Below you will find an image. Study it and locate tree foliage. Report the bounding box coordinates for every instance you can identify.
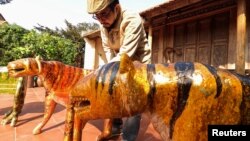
[34,20,99,67]
[0,24,29,65]
[0,19,99,67]
[0,24,78,66]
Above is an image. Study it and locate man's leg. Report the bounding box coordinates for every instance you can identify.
[122,114,141,141]
[112,118,123,135]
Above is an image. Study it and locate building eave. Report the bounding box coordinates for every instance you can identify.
[139,0,203,21]
[0,13,6,21]
[82,29,100,39]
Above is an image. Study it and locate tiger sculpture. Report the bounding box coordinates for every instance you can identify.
[4,56,93,135]
[64,53,250,141]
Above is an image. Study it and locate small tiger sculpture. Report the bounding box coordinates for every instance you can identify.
[4,57,92,135]
[64,53,250,141]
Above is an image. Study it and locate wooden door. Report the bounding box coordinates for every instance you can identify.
[211,13,229,67]
[185,21,197,62]
[173,24,185,62]
[152,29,160,63]
[172,12,229,66]
[152,27,164,63]
[197,19,211,64]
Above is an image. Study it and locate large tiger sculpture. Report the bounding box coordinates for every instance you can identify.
[3,57,92,135]
[64,53,250,141]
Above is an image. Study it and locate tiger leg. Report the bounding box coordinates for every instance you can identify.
[64,101,75,141]
[150,115,171,141]
[1,76,27,126]
[33,92,57,135]
[97,118,123,141]
[73,117,87,141]
[97,119,113,141]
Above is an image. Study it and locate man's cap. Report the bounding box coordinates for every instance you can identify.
[87,0,115,14]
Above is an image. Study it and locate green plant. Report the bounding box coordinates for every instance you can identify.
[0,24,78,66]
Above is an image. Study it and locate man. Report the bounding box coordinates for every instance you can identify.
[87,0,151,140]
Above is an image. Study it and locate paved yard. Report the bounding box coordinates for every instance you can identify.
[0,87,162,141]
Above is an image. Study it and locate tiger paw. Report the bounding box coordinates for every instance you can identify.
[1,110,17,126]
[32,124,43,135]
[97,130,122,141]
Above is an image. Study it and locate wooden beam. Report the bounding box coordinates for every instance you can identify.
[236,0,247,74]
[228,8,237,69]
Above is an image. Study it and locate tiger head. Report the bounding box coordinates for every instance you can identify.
[7,56,41,78]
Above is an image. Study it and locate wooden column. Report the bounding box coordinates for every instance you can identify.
[236,0,247,74]
[246,0,250,69]
[147,22,153,62]
[83,37,97,69]
[228,9,237,69]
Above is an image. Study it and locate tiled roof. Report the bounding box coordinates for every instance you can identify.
[139,0,202,19]
[140,0,175,14]
[0,13,7,25]
[0,13,6,21]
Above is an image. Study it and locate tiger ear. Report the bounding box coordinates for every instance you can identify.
[119,53,135,74]
[35,55,42,61]
[35,55,42,74]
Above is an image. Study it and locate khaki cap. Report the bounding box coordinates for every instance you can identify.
[87,0,115,14]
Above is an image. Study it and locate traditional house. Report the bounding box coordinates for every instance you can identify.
[83,0,249,74]
[83,30,107,69]
[0,13,7,25]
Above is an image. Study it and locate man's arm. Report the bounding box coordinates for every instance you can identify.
[109,13,145,62]
[100,27,114,63]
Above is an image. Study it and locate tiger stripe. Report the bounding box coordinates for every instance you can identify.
[101,62,116,88]
[203,64,222,98]
[109,62,120,95]
[52,62,64,90]
[169,62,194,138]
[95,65,105,91]
[68,67,77,88]
[95,62,120,95]
[30,58,39,73]
[60,64,73,88]
[65,65,74,88]
[37,61,87,91]
[146,64,156,106]
[49,62,60,89]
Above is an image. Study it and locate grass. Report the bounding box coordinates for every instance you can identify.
[0,72,18,95]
